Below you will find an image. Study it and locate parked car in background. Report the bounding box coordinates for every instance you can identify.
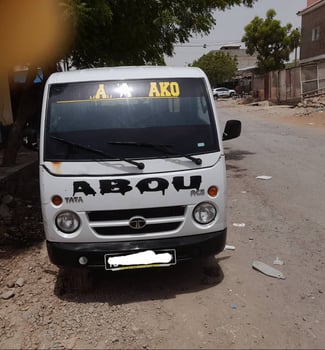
[212,87,236,99]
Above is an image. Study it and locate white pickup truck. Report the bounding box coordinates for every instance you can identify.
[39,66,241,271]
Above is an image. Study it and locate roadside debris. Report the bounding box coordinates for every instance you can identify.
[252,260,285,279]
[15,277,25,287]
[273,257,284,265]
[256,175,272,180]
[1,289,15,300]
[233,223,246,227]
[224,245,236,251]
[296,95,325,112]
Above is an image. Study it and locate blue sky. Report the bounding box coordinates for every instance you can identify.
[165,0,307,66]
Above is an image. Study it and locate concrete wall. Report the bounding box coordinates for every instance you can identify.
[252,67,302,103]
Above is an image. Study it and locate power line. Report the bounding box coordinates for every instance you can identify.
[174,40,243,48]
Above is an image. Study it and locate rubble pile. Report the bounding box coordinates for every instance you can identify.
[295,95,325,116]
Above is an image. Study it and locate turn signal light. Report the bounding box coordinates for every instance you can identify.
[52,195,63,206]
[208,186,219,197]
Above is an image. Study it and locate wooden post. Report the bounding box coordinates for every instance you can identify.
[0,67,14,126]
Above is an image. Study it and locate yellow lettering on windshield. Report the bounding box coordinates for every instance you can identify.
[159,82,171,97]
[170,82,180,96]
[95,84,108,99]
[149,82,180,97]
[149,82,160,97]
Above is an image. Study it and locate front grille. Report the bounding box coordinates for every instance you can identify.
[88,206,185,221]
[87,205,186,236]
[94,222,181,235]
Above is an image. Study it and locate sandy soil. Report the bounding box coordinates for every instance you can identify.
[218,98,325,130]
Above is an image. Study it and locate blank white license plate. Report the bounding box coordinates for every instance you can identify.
[104,249,177,271]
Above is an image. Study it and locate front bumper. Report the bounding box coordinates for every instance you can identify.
[47,229,227,268]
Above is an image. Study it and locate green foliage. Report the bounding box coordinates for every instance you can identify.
[61,0,113,68]
[191,51,237,86]
[242,9,301,73]
[61,0,256,68]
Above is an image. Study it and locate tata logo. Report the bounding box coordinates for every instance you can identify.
[129,216,147,230]
[65,196,83,204]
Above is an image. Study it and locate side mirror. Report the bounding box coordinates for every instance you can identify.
[223,120,241,141]
[22,127,39,151]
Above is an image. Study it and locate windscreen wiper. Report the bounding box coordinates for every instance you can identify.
[108,141,202,165]
[50,136,145,169]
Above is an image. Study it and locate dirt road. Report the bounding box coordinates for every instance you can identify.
[1,99,324,349]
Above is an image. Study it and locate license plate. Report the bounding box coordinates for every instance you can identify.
[104,249,177,271]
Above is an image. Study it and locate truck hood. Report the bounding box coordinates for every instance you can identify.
[41,152,222,176]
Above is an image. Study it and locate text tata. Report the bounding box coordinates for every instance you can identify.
[73,176,201,196]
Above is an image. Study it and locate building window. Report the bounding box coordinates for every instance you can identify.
[312,26,320,41]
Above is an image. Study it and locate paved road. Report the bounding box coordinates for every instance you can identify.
[219,102,325,227]
[216,101,325,348]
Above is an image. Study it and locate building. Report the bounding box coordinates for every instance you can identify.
[298,0,325,95]
[217,45,257,71]
[209,45,257,93]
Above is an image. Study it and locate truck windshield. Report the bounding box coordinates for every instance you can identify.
[44,78,219,161]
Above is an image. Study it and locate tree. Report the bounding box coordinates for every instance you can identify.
[242,9,301,74]
[191,51,238,87]
[64,0,256,68]
[1,0,257,166]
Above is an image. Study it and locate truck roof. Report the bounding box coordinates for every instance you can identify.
[47,66,206,84]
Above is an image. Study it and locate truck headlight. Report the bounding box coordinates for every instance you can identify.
[193,202,217,224]
[55,211,80,233]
